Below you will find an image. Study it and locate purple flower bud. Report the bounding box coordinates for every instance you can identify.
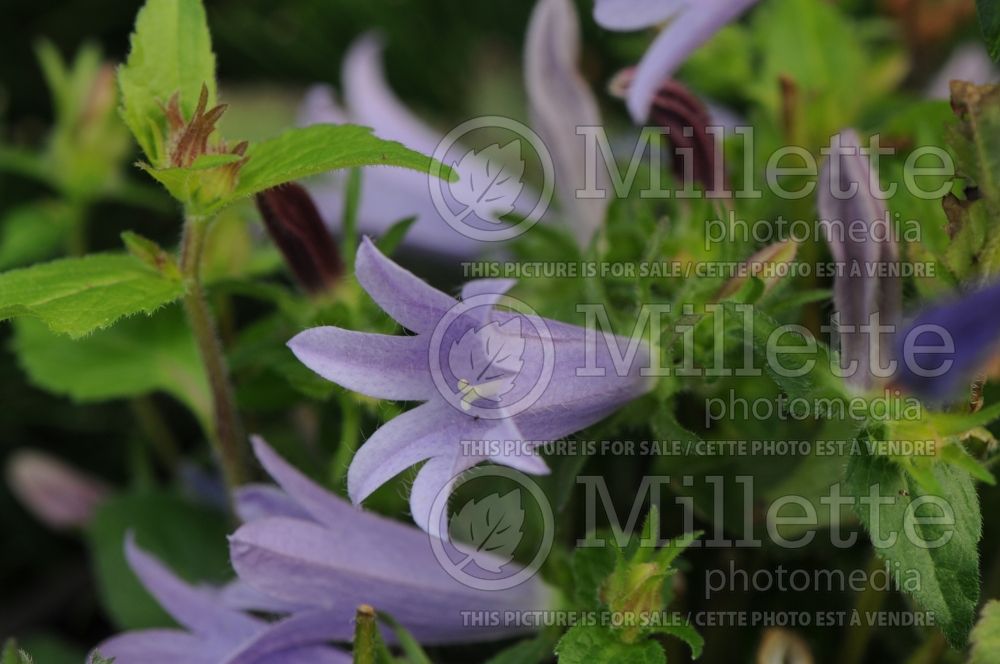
[255,183,343,294]
[6,450,109,530]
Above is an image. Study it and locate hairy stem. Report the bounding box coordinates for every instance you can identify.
[179,214,247,491]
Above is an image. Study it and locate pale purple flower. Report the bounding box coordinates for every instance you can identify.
[6,449,109,529]
[593,0,760,122]
[227,437,554,644]
[298,35,520,257]
[926,43,999,100]
[894,282,1000,401]
[303,4,614,254]
[92,534,350,664]
[818,129,900,392]
[288,237,653,534]
[526,0,611,247]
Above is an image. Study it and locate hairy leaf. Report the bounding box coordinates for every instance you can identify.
[0,254,185,338]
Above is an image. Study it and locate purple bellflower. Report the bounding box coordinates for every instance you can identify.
[526,0,611,248]
[227,437,555,644]
[288,237,654,534]
[893,282,1000,401]
[298,35,527,257]
[593,0,760,123]
[818,129,901,392]
[92,534,351,664]
[302,0,612,253]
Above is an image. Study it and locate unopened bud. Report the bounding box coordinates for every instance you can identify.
[6,450,109,529]
[255,183,344,294]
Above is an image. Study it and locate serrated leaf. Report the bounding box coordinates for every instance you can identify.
[0,254,185,338]
[449,489,525,572]
[650,620,704,659]
[485,629,560,664]
[230,124,455,204]
[572,542,617,610]
[86,490,230,630]
[556,625,665,664]
[970,600,1000,663]
[118,0,216,165]
[845,451,981,647]
[12,307,210,426]
[978,0,1000,62]
[450,142,525,222]
[121,231,181,279]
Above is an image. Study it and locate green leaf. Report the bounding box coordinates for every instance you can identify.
[556,625,665,664]
[374,216,416,256]
[978,0,1000,62]
[231,124,455,203]
[1,641,32,664]
[572,542,617,610]
[375,611,432,664]
[970,600,1000,664]
[0,254,185,338]
[86,490,230,630]
[845,451,981,647]
[121,231,181,279]
[118,0,216,166]
[12,307,210,426]
[649,621,704,660]
[485,629,560,664]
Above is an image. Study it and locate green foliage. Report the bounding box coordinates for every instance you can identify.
[556,625,666,664]
[86,490,230,630]
[231,124,454,205]
[564,510,702,661]
[12,307,211,426]
[0,254,185,338]
[969,601,1000,664]
[845,450,982,648]
[978,0,1000,61]
[117,0,217,167]
[0,641,32,664]
[0,201,75,270]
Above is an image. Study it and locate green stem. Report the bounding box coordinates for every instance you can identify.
[179,214,247,491]
[129,396,180,470]
[839,551,888,664]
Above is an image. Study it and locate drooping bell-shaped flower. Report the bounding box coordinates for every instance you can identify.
[298,35,528,257]
[818,129,901,391]
[525,0,611,248]
[592,0,761,122]
[92,534,351,664]
[893,281,1000,401]
[289,237,654,534]
[227,437,555,644]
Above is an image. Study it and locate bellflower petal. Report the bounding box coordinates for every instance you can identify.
[526,0,610,247]
[894,282,1000,400]
[819,129,901,391]
[230,439,554,645]
[353,235,456,333]
[93,536,349,664]
[291,237,653,532]
[593,0,687,30]
[594,0,759,122]
[627,0,759,122]
[926,43,1000,100]
[288,328,431,401]
[297,36,529,257]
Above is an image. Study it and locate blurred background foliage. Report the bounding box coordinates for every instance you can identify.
[0,0,995,662]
